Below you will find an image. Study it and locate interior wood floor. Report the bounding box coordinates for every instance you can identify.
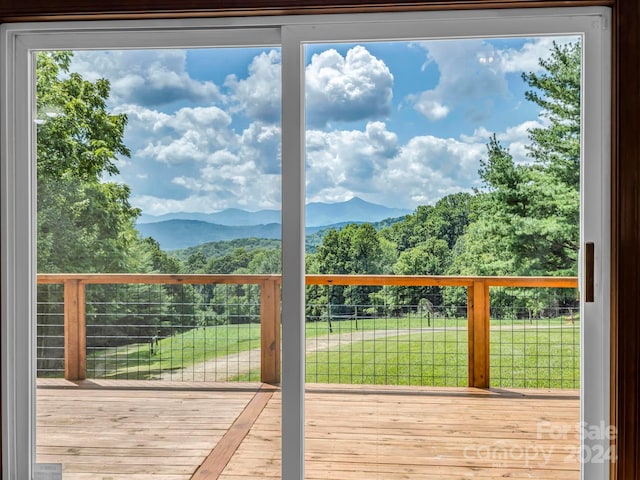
[36,380,580,479]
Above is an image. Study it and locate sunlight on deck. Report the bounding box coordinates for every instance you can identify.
[36,380,579,479]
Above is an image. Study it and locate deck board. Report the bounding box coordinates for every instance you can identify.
[36,380,262,480]
[220,384,580,480]
[36,381,580,479]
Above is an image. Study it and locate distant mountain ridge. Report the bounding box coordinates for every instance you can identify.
[138,197,410,228]
[137,220,281,250]
[137,208,281,227]
[137,219,366,251]
[136,198,411,250]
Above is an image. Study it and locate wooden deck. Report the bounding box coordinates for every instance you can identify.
[36,380,580,479]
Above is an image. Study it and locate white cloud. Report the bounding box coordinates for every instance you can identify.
[131,194,228,216]
[68,44,561,214]
[498,36,579,74]
[129,106,233,165]
[460,118,548,164]
[411,36,580,123]
[304,118,550,208]
[378,135,484,205]
[129,119,281,212]
[411,39,509,123]
[70,50,220,107]
[113,104,171,131]
[225,50,281,122]
[69,49,283,213]
[413,95,450,121]
[239,122,281,174]
[305,46,394,127]
[127,116,543,213]
[305,121,486,207]
[132,165,282,214]
[305,121,399,202]
[140,133,209,165]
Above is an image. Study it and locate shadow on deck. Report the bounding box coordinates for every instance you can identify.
[36,379,580,479]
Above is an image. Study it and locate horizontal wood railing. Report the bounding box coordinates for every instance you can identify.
[37,273,578,387]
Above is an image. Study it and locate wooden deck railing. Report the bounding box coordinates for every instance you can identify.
[37,273,577,387]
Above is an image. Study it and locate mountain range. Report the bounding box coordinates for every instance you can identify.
[136,197,411,250]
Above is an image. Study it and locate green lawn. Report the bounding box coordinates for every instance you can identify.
[306,327,468,386]
[490,326,580,389]
[236,320,580,389]
[304,314,467,337]
[85,315,580,389]
[86,323,261,379]
[86,314,462,379]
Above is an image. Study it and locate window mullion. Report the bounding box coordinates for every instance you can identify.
[280,25,306,480]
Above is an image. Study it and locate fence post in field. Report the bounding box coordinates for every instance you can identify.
[260,278,281,384]
[63,278,86,380]
[468,279,490,388]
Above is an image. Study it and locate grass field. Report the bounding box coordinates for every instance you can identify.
[490,325,580,388]
[85,314,461,379]
[83,315,579,388]
[303,326,579,388]
[86,323,261,379]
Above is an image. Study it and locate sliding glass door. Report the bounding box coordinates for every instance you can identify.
[299,33,587,479]
[2,7,610,479]
[283,10,610,479]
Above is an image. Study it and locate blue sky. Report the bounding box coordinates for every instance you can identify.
[65,35,580,215]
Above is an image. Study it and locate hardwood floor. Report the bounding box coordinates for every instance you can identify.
[36,380,580,479]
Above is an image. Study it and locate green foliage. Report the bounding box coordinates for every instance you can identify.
[172,238,282,263]
[36,51,140,273]
[36,52,130,180]
[381,193,472,252]
[445,41,581,315]
[454,41,581,278]
[524,42,581,189]
[305,217,405,253]
[309,223,389,320]
[386,238,451,311]
[35,52,193,374]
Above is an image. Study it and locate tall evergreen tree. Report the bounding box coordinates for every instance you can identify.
[452,41,581,278]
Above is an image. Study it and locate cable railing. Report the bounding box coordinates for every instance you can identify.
[37,273,578,388]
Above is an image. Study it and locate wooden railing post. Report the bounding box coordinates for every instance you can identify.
[63,279,86,380]
[260,278,281,384]
[468,280,490,388]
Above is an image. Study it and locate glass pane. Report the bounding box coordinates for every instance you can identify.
[303,36,581,478]
[35,47,282,478]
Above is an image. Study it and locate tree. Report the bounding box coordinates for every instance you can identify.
[389,238,451,313]
[36,51,140,273]
[35,52,167,373]
[447,41,581,318]
[247,248,282,274]
[520,41,581,276]
[381,193,472,253]
[310,224,387,320]
[424,193,473,250]
[452,41,581,278]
